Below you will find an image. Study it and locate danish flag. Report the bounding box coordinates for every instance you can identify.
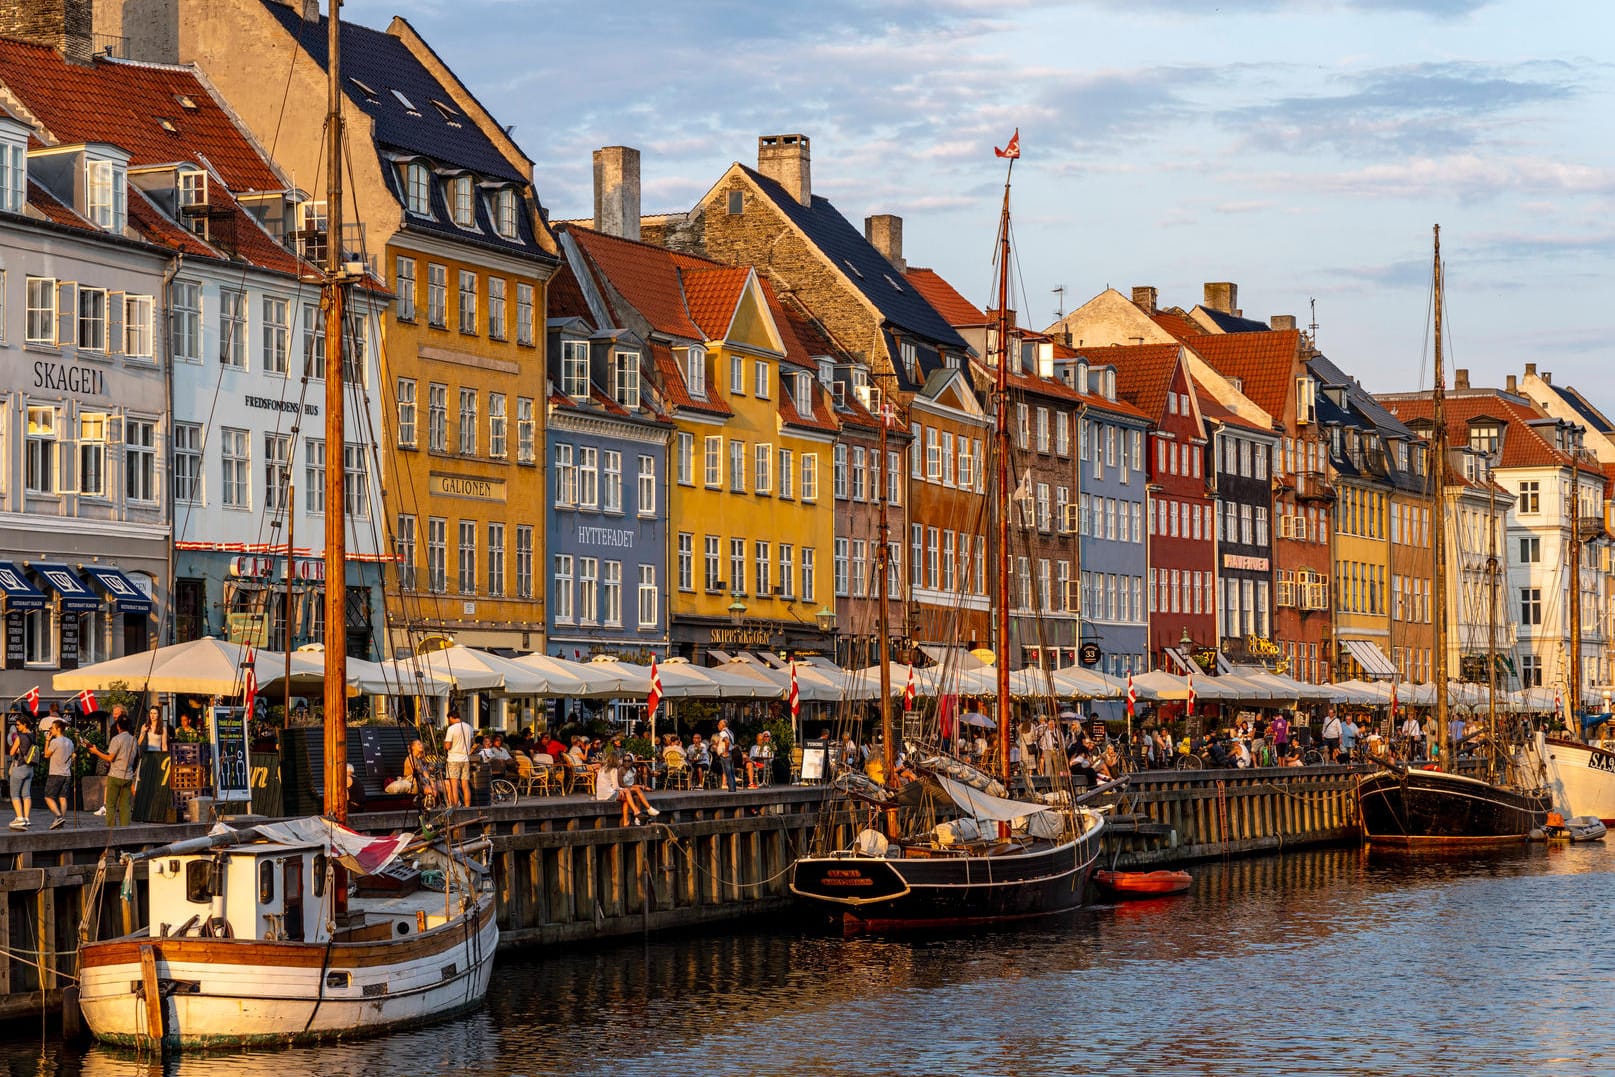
[23,686,39,716]
[1186,672,1196,717]
[995,129,1021,159]
[77,688,97,714]
[1126,671,1136,719]
[647,656,663,716]
[903,665,917,712]
[789,661,800,722]
[1389,680,1399,722]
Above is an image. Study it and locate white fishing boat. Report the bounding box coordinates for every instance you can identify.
[78,819,496,1048]
[1539,734,1615,825]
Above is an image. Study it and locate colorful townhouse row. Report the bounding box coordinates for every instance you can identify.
[0,0,1609,711]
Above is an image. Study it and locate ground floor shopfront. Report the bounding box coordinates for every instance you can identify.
[172,549,386,661]
[669,615,834,666]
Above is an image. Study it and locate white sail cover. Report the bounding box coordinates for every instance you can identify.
[209,818,413,876]
[935,774,1051,823]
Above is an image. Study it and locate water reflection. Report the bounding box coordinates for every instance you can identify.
[13,842,1613,1077]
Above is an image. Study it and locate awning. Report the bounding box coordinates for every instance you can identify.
[1342,639,1398,680]
[0,561,46,611]
[28,562,101,612]
[79,564,153,612]
[1163,647,1197,675]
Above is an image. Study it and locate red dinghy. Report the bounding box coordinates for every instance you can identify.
[1095,870,1192,898]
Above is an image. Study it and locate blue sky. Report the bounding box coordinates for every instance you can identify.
[351,0,1613,395]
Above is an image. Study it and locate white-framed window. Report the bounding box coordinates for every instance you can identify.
[300,301,326,379]
[801,547,816,601]
[396,377,417,447]
[834,538,849,597]
[405,162,432,215]
[457,388,478,455]
[22,609,53,667]
[755,443,773,495]
[516,283,535,345]
[487,522,506,597]
[755,360,770,399]
[495,187,519,239]
[427,263,447,327]
[344,442,369,519]
[170,279,201,360]
[637,565,658,627]
[0,138,23,213]
[676,432,694,485]
[488,392,507,458]
[395,514,417,591]
[77,287,108,351]
[85,158,126,232]
[219,288,245,367]
[555,443,577,506]
[603,450,623,512]
[704,435,722,487]
[561,339,589,398]
[730,538,746,595]
[678,533,694,591]
[517,397,535,463]
[304,438,325,514]
[779,448,794,500]
[755,540,772,596]
[731,353,745,395]
[638,455,656,516]
[220,427,249,508]
[427,517,447,593]
[834,444,848,500]
[450,175,474,228]
[457,270,478,334]
[264,432,290,512]
[614,350,640,408]
[779,544,795,598]
[395,256,417,321]
[685,345,707,398]
[704,535,721,591]
[256,296,288,374]
[75,413,106,497]
[458,520,477,594]
[515,525,534,598]
[487,276,507,340]
[26,276,56,345]
[578,447,599,509]
[428,383,447,451]
[604,560,622,626]
[174,422,202,503]
[729,439,746,493]
[578,557,597,622]
[801,453,818,501]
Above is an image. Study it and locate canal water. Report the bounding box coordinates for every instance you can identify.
[7,842,1612,1077]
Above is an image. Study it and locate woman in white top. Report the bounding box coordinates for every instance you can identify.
[138,706,168,752]
[595,752,659,826]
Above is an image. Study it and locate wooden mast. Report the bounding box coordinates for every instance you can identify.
[1430,224,1450,770]
[284,479,294,728]
[993,164,1014,785]
[876,405,896,834]
[1568,479,1582,732]
[1486,465,1499,774]
[322,0,351,822]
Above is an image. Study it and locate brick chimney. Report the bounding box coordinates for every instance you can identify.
[0,0,94,62]
[1542,370,1552,385]
[592,146,641,241]
[757,134,811,207]
[1131,286,1157,314]
[1524,362,1537,377]
[1454,368,1470,390]
[864,214,904,272]
[1506,374,1518,393]
[1270,314,1296,330]
[1203,281,1239,316]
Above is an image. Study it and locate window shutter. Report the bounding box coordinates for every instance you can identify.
[56,281,77,346]
[107,290,125,355]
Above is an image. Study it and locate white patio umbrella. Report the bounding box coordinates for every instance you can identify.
[1050,667,1127,700]
[393,646,560,695]
[54,637,262,695]
[845,663,937,701]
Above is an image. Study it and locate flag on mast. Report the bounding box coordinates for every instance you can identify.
[23,686,39,716]
[1389,680,1399,723]
[1126,671,1136,719]
[242,646,257,720]
[788,660,800,722]
[1186,672,1196,717]
[903,665,916,712]
[77,688,97,714]
[995,129,1021,159]
[647,656,663,717]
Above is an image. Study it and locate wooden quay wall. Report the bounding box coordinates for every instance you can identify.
[0,768,1363,1022]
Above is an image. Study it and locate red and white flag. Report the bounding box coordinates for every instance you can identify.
[1186,672,1196,717]
[77,688,97,714]
[789,661,800,722]
[23,686,39,716]
[242,646,258,718]
[647,656,663,717]
[1389,680,1399,723]
[995,128,1021,159]
[903,665,917,712]
[1126,670,1137,719]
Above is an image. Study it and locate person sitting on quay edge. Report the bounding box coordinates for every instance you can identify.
[595,751,660,826]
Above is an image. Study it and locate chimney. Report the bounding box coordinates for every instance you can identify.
[1270,314,1297,331]
[1506,374,1518,393]
[1524,362,1537,378]
[1454,368,1469,390]
[1542,371,1552,385]
[592,146,641,242]
[1131,286,1158,314]
[757,134,811,207]
[864,214,904,272]
[300,0,319,20]
[1203,281,1239,316]
[0,0,94,62]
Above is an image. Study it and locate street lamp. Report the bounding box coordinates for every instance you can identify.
[727,597,748,625]
[814,605,836,633]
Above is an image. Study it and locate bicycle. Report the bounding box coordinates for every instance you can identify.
[1175,752,1204,770]
[1302,748,1326,765]
[489,778,518,806]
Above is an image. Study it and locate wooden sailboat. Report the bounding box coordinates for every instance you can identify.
[1356,226,1551,849]
[789,142,1108,930]
[76,2,497,1047]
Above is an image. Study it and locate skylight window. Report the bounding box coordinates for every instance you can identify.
[174,94,198,111]
[843,259,863,280]
[349,77,379,101]
[884,274,904,293]
[157,118,178,133]
[431,100,462,126]
[391,89,419,113]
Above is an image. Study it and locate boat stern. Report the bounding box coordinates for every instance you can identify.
[789,856,911,908]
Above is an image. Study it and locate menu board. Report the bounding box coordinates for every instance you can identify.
[209,705,252,803]
[4,611,22,666]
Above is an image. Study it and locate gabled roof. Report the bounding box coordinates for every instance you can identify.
[1309,353,1413,438]
[736,164,968,352]
[1070,343,1183,421]
[1542,381,1615,436]
[0,38,283,192]
[545,261,596,327]
[679,265,753,341]
[1176,329,1303,420]
[904,267,986,327]
[1151,309,1205,340]
[1196,386,1271,435]
[1378,390,1602,475]
[648,340,730,418]
[565,225,712,341]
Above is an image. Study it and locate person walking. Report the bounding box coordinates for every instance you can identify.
[442,709,475,808]
[712,718,736,791]
[42,717,75,829]
[7,715,36,829]
[87,715,137,827]
[1322,710,1343,760]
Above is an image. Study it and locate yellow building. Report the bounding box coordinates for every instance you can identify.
[172,4,560,655]
[561,226,839,659]
[1332,477,1395,680]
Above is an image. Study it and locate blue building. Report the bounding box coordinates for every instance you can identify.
[544,266,671,660]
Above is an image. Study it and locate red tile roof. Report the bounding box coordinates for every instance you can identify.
[0,39,283,192]
[126,185,212,254]
[1151,309,1205,340]
[564,225,714,340]
[680,266,750,341]
[1377,391,1604,475]
[24,177,91,230]
[905,267,986,327]
[1078,343,1183,421]
[546,261,595,326]
[1196,386,1272,434]
[649,340,730,417]
[1176,329,1303,420]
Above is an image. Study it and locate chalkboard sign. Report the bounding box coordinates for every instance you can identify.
[210,705,252,803]
[801,739,829,782]
[4,611,22,666]
[59,614,79,669]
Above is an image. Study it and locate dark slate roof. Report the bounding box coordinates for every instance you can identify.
[738,164,968,354]
[1545,382,1615,436]
[1309,354,1414,438]
[1197,307,1272,334]
[261,3,548,260]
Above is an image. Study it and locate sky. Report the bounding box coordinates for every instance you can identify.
[349,0,1615,398]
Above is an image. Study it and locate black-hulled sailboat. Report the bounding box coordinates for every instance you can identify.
[1356,226,1550,849]
[789,136,1107,929]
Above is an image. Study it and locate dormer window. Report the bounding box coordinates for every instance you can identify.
[390,88,419,114]
[1102,368,1116,401]
[793,371,814,414]
[614,351,641,409]
[684,345,707,399]
[85,158,126,233]
[900,341,918,382]
[449,175,474,228]
[431,99,461,125]
[178,170,207,207]
[1075,360,1089,395]
[817,358,834,389]
[494,187,518,239]
[0,120,25,213]
[404,162,431,216]
[561,339,589,399]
